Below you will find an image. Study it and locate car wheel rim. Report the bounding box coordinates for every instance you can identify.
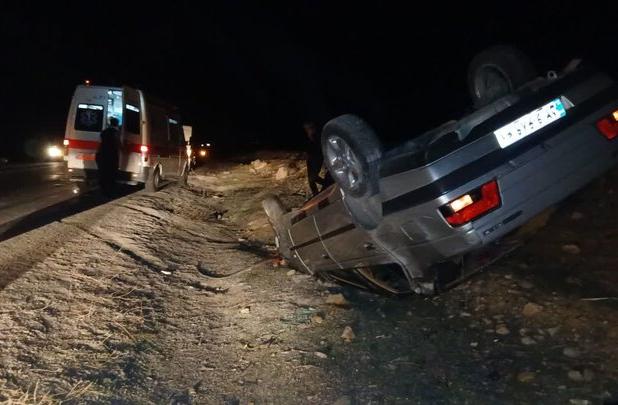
[326,135,364,192]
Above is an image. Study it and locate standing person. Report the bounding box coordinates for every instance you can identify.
[95,117,120,196]
[303,121,332,196]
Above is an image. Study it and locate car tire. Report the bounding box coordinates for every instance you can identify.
[321,114,382,199]
[467,45,537,108]
[146,166,161,192]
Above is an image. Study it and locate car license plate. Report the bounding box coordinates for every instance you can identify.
[494,98,567,149]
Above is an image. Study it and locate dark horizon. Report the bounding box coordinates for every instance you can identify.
[2,3,617,160]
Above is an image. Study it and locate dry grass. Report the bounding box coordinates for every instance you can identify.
[0,381,56,405]
[56,380,99,402]
[0,380,102,404]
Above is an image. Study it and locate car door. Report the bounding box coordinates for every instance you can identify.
[120,86,143,175]
[313,187,384,269]
[288,206,333,273]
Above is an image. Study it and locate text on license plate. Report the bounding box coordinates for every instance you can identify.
[493,98,566,149]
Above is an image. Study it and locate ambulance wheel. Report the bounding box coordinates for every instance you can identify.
[146,166,161,192]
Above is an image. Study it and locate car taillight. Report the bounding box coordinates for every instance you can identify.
[596,109,618,140]
[63,139,69,146]
[440,180,501,226]
[140,145,149,153]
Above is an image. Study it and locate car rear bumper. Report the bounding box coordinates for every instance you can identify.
[369,99,618,279]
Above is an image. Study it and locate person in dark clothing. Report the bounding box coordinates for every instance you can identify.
[95,117,120,196]
[303,121,333,196]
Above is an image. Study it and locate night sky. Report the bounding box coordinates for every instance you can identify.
[2,2,617,160]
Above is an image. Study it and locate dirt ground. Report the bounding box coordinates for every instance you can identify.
[1,151,617,404]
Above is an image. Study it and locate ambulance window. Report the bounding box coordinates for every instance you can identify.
[124,104,141,134]
[107,90,123,125]
[75,104,104,132]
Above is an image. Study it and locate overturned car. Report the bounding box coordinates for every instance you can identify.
[263,46,618,295]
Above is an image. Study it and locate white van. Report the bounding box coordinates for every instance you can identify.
[64,84,191,191]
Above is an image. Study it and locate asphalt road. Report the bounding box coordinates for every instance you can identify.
[0,161,74,225]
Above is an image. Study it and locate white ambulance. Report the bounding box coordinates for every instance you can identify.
[64,84,191,191]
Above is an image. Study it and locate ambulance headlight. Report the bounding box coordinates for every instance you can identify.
[47,145,63,158]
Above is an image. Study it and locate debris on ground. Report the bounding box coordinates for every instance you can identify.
[310,315,324,324]
[517,371,536,383]
[521,337,536,345]
[250,159,270,172]
[522,302,543,317]
[563,347,581,358]
[341,326,356,343]
[275,166,289,180]
[562,243,582,255]
[568,370,595,382]
[325,293,349,307]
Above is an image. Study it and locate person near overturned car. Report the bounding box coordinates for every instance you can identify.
[95,117,120,196]
[303,121,333,196]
